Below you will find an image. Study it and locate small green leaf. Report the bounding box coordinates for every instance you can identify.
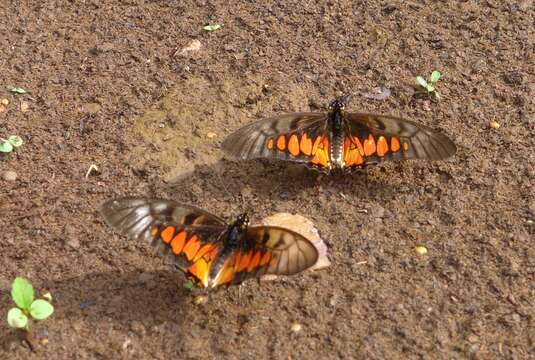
[9,87,27,94]
[183,280,194,290]
[30,299,54,320]
[203,24,222,32]
[0,141,13,153]
[430,70,441,83]
[7,135,23,147]
[416,76,428,89]
[7,308,28,329]
[12,277,34,310]
[426,84,435,92]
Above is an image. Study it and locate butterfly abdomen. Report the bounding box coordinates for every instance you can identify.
[328,110,345,169]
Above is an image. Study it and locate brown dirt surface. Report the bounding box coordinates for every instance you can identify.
[1,1,534,359]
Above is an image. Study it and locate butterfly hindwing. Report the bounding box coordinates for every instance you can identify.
[100,197,226,270]
[343,113,457,168]
[222,113,331,168]
[211,225,319,287]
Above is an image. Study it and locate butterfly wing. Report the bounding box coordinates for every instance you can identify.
[222,113,333,171]
[100,197,227,276]
[342,113,457,168]
[209,226,319,287]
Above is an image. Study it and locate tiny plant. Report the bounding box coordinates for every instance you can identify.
[416,70,442,99]
[203,24,222,32]
[7,277,54,331]
[183,279,195,290]
[0,135,23,153]
[9,87,27,94]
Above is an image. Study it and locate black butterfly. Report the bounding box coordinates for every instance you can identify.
[101,197,318,288]
[222,99,456,173]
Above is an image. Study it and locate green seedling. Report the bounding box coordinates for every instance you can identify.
[416,70,442,99]
[203,24,222,32]
[9,87,27,94]
[0,135,23,153]
[183,279,195,290]
[7,277,54,331]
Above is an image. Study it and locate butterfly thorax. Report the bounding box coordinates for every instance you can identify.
[208,213,250,286]
[327,104,346,169]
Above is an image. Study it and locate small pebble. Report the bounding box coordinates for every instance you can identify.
[193,296,208,305]
[42,292,53,302]
[122,338,132,350]
[83,102,101,114]
[20,101,30,112]
[415,246,428,255]
[489,120,500,129]
[41,338,49,345]
[0,98,9,106]
[290,323,302,333]
[1,171,17,181]
[0,104,6,113]
[467,334,479,343]
[178,39,202,55]
[206,132,217,139]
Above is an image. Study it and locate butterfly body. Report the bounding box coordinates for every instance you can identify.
[222,99,457,173]
[100,198,318,288]
[327,99,346,171]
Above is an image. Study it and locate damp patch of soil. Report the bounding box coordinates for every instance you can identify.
[1,1,534,359]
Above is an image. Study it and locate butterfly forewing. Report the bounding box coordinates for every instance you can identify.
[343,113,456,168]
[222,113,329,165]
[100,197,227,270]
[211,226,319,287]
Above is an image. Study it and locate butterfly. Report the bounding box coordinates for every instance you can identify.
[222,99,457,173]
[100,197,319,288]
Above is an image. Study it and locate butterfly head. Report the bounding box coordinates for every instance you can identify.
[328,98,346,112]
[235,213,249,229]
[226,213,249,244]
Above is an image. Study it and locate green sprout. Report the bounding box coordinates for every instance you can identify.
[183,279,195,290]
[203,24,222,32]
[9,87,27,94]
[7,277,54,331]
[416,70,442,99]
[0,135,23,153]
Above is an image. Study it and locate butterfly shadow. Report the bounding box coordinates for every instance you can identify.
[156,158,403,210]
[45,269,192,328]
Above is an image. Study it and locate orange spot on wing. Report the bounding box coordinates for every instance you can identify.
[193,244,215,262]
[247,251,262,272]
[276,136,286,151]
[352,136,365,156]
[311,136,322,155]
[237,250,253,272]
[260,252,272,266]
[391,136,400,152]
[343,138,352,165]
[300,133,312,155]
[363,134,376,156]
[403,142,409,151]
[311,148,329,167]
[187,258,210,287]
[182,235,201,261]
[376,136,388,157]
[214,261,235,286]
[170,231,187,255]
[355,150,364,165]
[288,134,300,156]
[161,226,175,244]
[267,138,274,150]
